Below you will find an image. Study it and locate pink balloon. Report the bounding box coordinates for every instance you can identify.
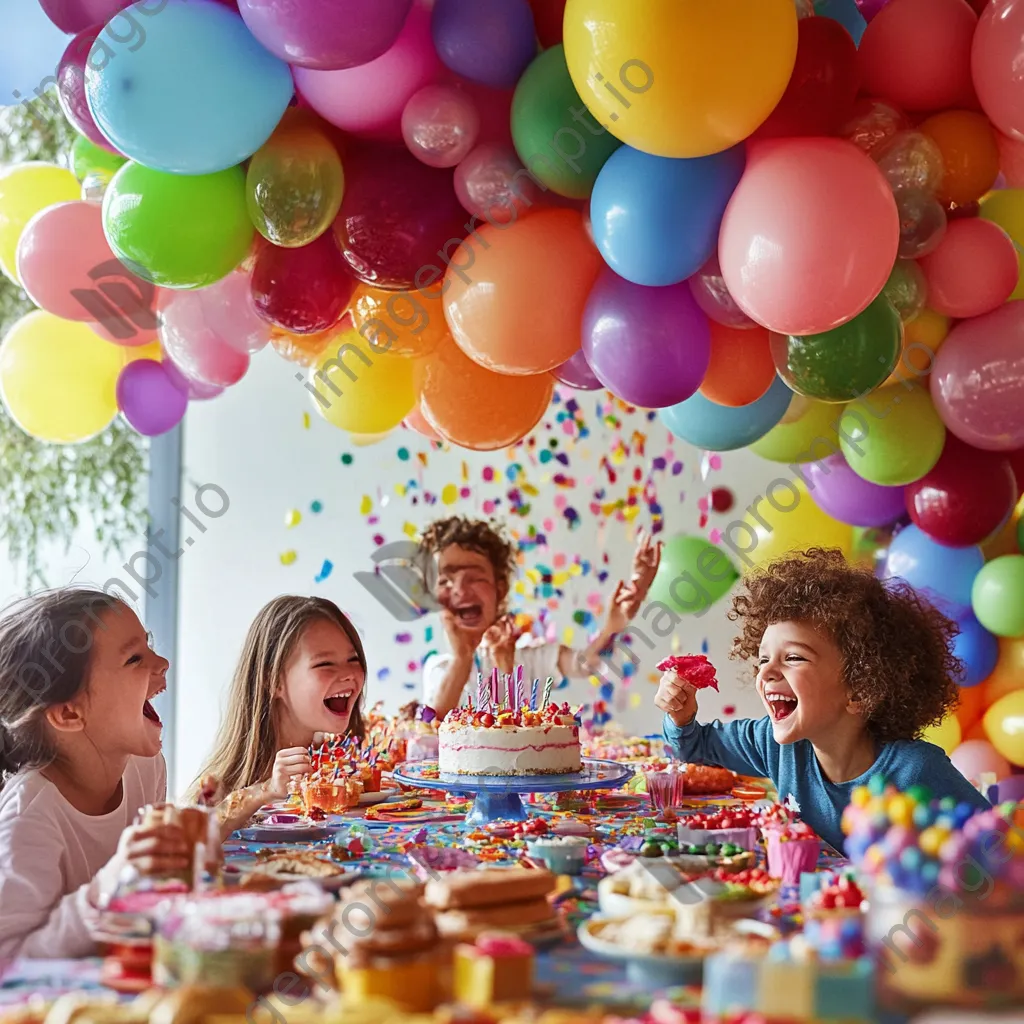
[402,85,480,168]
[973,0,1024,142]
[719,138,899,336]
[404,402,442,440]
[688,253,758,330]
[159,289,252,388]
[931,301,1024,451]
[57,28,120,152]
[163,359,225,401]
[39,0,131,33]
[918,218,1018,319]
[293,0,441,139]
[454,143,543,225]
[950,739,1012,782]
[996,131,1024,188]
[16,201,158,338]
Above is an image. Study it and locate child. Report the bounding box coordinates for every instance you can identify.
[418,517,662,719]
[191,596,367,830]
[656,548,989,853]
[0,589,190,962]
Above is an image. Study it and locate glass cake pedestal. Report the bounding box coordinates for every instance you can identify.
[392,758,635,824]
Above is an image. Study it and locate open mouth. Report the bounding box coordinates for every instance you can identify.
[764,691,798,722]
[324,691,354,717]
[143,683,165,727]
[452,603,484,627]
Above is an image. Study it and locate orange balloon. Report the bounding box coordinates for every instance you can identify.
[919,110,1000,207]
[699,322,775,407]
[963,719,989,742]
[404,401,442,441]
[420,339,554,450]
[883,307,950,387]
[270,324,336,366]
[442,209,602,375]
[955,683,988,732]
[347,284,448,359]
[981,635,1024,707]
[981,495,1024,559]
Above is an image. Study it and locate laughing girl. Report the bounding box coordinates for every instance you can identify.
[191,596,367,831]
[656,549,988,852]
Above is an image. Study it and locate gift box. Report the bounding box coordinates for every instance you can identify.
[453,933,534,1008]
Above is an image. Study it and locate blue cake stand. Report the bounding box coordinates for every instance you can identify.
[391,758,635,825]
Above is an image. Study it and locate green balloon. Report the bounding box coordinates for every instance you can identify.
[972,555,1024,637]
[647,534,739,616]
[750,399,841,463]
[71,135,126,183]
[771,296,902,402]
[102,162,254,289]
[511,45,621,200]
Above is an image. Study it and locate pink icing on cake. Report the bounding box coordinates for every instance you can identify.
[656,655,719,691]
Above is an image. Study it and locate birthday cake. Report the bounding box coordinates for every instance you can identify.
[438,702,582,776]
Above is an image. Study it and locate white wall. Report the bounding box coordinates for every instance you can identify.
[173,351,782,798]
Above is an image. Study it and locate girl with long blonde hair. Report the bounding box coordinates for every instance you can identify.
[192,596,367,831]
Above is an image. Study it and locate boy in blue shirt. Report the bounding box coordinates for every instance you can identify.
[657,548,989,853]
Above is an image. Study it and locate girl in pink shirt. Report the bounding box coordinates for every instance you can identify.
[0,589,189,963]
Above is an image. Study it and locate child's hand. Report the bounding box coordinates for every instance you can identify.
[119,823,192,877]
[268,746,313,799]
[654,671,698,728]
[629,528,662,601]
[441,608,486,661]
[605,580,641,634]
[482,614,519,674]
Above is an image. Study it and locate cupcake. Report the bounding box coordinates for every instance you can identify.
[765,823,821,884]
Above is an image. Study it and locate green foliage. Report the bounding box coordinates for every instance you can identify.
[0,98,148,588]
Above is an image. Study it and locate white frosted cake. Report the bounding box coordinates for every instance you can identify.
[438,703,582,776]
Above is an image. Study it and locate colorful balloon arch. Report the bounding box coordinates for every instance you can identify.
[5,0,1024,774]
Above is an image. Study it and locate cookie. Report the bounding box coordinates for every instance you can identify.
[424,867,555,910]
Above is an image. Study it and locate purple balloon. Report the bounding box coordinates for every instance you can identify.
[238,0,413,70]
[40,0,131,33]
[553,349,603,391]
[117,360,189,436]
[994,775,1024,803]
[58,28,120,152]
[582,268,711,409]
[163,358,225,401]
[805,453,906,527]
[431,0,537,89]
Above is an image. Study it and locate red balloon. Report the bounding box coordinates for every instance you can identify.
[752,17,860,140]
[527,0,566,48]
[250,235,356,335]
[905,434,1016,546]
[332,143,469,290]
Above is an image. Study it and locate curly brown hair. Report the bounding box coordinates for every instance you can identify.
[728,547,962,744]
[418,516,519,589]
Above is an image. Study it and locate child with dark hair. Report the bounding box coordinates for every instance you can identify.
[656,548,989,852]
[419,516,662,719]
[0,589,189,961]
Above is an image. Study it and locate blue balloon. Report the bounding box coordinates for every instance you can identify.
[590,143,745,287]
[85,0,293,175]
[950,612,998,688]
[814,0,866,46]
[0,0,70,106]
[883,524,983,610]
[659,375,792,452]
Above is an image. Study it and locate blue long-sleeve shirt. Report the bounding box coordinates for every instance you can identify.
[663,713,989,853]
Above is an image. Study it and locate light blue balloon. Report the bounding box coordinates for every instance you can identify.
[950,612,998,688]
[590,143,746,287]
[85,0,293,174]
[883,524,983,610]
[0,0,70,106]
[658,375,792,452]
[814,0,866,46]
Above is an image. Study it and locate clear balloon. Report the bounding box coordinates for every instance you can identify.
[431,0,537,90]
[347,283,449,359]
[687,254,758,330]
[454,143,543,225]
[250,235,356,336]
[840,97,909,157]
[116,359,188,437]
[805,453,906,527]
[269,326,335,367]
[163,360,224,401]
[894,188,947,259]
[159,289,252,389]
[402,85,481,169]
[237,0,413,71]
[246,112,345,248]
[882,259,928,322]
[874,131,945,196]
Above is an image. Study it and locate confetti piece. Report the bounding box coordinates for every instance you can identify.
[377,668,391,681]
[280,550,297,566]
[406,661,418,672]
[397,447,410,461]
[314,559,333,583]
[285,509,301,528]
[341,453,353,465]
[360,495,373,515]
[630,693,642,709]
[425,627,434,642]
[302,412,310,429]
[708,528,723,544]
[395,633,412,644]
[402,521,418,538]
[310,500,323,514]
[482,466,495,481]
[441,483,458,505]
[723,705,736,716]
[562,626,574,645]
[461,461,469,482]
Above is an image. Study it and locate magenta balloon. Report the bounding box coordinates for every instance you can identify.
[57,28,119,151]
[333,143,468,289]
[40,0,130,33]
[688,253,758,329]
[931,301,1024,451]
[237,0,412,70]
[805,453,906,527]
[251,235,356,335]
[163,359,225,401]
[553,349,602,391]
[581,268,711,409]
[116,360,188,436]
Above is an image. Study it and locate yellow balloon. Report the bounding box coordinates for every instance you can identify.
[0,164,80,284]
[980,189,1024,301]
[564,0,798,158]
[735,478,853,570]
[124,341,164,364]
[982,635,1024,707]
[349,430,393,447]
[309,329,419,434]
[884,308,950,387]
[982,689,1024,767]
[922,714,962,756]
[749,399,841,463]
[0,311,125,443]
[981,494,1024,561]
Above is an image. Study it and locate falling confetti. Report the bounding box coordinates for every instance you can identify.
[395,633,413,644]
[280,551,297,566]
[302,412,310,429]
[310,500,323,514]
[314,559,333,583]
[360,495,373,515]
[398,447,410,461]
[341,453,353,465]
[441,483,458,505]
[285,509,301,528]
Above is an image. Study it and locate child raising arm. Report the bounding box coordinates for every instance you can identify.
[655,549,988,853]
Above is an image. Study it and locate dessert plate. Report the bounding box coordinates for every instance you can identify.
[237,820,337,843]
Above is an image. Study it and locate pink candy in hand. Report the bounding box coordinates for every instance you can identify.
[656,655,719,691]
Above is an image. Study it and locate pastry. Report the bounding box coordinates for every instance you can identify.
[250,850,345,879]
[424,867,555,910]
